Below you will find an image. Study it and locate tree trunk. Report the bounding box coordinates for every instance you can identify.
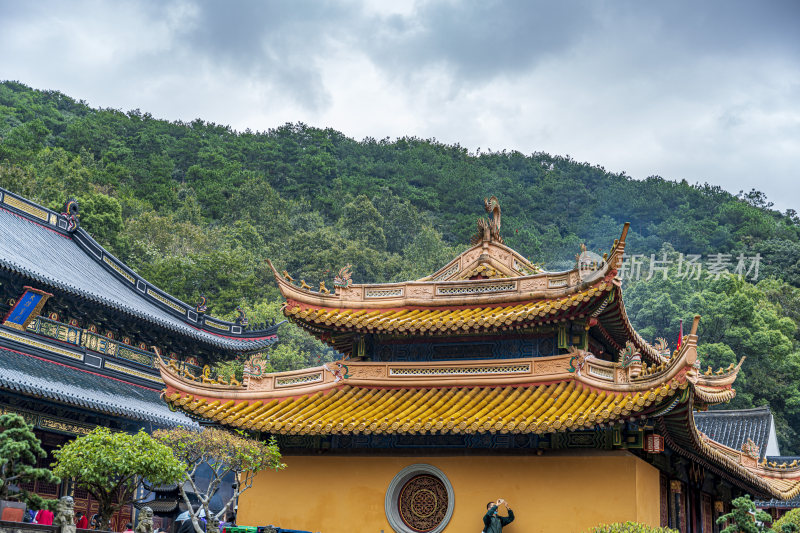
[97,502,114,532]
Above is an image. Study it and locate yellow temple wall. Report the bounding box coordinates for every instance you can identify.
[238,451,661,533]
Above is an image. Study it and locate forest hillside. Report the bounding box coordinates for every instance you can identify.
[1,81,799,452]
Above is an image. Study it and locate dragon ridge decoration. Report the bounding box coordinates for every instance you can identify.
[334,264,353,290]
[62,198,80,233]
[653,337,670,357]
[471,196,503,245]
[619,341,643,379]
[244,353,268,378]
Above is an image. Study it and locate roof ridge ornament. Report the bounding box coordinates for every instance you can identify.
[235,306,249,327]
[196,295,208,314]
[62,198,79,233]
[334,264,353,290]
[470,196,503,245]
[742,438,760,459]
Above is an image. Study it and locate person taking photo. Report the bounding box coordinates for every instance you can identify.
[483,498,514,532]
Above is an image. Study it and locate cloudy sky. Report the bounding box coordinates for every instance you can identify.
[1,0,798,210]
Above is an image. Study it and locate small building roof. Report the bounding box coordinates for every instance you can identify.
[0,344,195,427]
[134,499,180,513]
[695,406,780,460]
[0,188,278,351]
[758,457,800,509]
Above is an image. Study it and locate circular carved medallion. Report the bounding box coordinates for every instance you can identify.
[385,464,454,533]
[397,475,448,532]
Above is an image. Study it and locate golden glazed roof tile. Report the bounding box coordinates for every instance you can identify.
[285,283,610,334]
[164,379,684,436]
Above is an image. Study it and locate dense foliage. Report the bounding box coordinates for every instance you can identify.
[624,249,800,452]
[1,81,798,450]
[51,428,186,530]
[585,522,677,533]
[774,508,800,533]
[154,428,284,533]
[0,413,60,510]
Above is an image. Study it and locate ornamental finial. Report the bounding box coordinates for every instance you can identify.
[62,198,80,233]
[470,196,503,245]
[235,306,249,326]
[334,264,353,291]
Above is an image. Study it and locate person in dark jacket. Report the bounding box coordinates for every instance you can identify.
[483,498,514,532]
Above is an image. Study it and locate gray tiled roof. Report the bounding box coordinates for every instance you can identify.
[134,499,180,513]
[695,406,774,460]
[0,344,195,427]
[0,204,276,350]
[757,496,800,509]
[758,460,800,508]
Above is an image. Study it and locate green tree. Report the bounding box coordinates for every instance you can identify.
[0,413,60,511]
[75,191,124,246]
[154,428,284,533]
[773,508,800,533]
[717,495,774,533]
[51,428,186,530]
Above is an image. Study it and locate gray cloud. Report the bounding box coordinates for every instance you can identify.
[0,0,797,210]
[366,0,596,82]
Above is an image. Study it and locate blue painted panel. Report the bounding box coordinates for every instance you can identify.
[5,291,43,327]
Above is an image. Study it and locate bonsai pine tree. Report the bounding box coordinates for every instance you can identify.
[154,427,284,533]
[717,494,774,533]
[52,427,185,530]
[0,413,60,510]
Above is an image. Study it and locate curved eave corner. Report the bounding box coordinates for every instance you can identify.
[662,397,800,501]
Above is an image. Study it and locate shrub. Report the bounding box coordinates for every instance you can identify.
[586,522,679,533]
[774,508,800,533]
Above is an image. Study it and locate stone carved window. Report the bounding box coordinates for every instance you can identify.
[385,464,454,533]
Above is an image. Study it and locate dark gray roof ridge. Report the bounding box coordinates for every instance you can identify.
[0,187,280,350]
[694,406,772,417]
[695,406,778,460]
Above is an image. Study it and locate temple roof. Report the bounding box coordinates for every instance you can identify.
[758,457,800,509]
[660,404,800,501]
[0,188,278,351]
[165,380,686,436]
[0,344,194,427]
[269,215,663,361]
[269,223,627,311]
[695,406,780,460]
[134,499,180,513]
[159,316,800,500]
[160,318,729,433]
[284,281,610,335]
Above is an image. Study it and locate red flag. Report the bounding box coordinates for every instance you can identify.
[677,319,684,350]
